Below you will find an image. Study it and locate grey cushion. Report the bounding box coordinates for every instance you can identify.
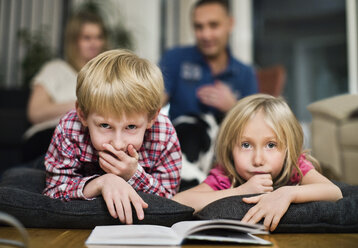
[195,182,358,233]
[0,168,194,228]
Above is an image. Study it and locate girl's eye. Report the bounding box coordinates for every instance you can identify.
[241,142,251,149]
[267,142,276,149]
[126,125,137,130]
[100,123,110,129]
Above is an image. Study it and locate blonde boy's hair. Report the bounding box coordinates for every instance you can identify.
[65,11,108,71]
[216,94,319,188]
[76,49,164,119]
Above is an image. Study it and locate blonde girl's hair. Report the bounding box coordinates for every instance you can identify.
[65,11,108,71]
[76,49,164,119]
[216,93,320,188]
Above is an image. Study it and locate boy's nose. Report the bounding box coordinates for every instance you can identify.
[111,133,126,151]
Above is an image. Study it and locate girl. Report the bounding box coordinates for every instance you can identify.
[173,94,342,231]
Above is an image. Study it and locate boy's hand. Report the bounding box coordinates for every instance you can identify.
[238,174,273,194]
[241,187,293,232]
[100,174,148,224]
[99,144,139,181]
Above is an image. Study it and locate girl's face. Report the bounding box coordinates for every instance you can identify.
[77,23,105,63]
[232,109,286,181]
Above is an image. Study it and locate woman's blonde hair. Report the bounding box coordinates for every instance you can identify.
[216,94,319,188]
[65,11,108,71]
[76,49,164,119]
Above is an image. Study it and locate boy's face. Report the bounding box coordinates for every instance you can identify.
[77,106,157,153]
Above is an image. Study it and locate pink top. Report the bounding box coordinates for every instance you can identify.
[204,154,314,190]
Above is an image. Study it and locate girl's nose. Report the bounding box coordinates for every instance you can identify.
[253,149,264,167]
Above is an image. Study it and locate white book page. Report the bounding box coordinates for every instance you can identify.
[85,225,182,246]
[188,232,271,245]
[171,220,271,245]
[172,219,266,237]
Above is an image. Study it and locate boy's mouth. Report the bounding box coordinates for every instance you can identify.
[103,150,129,157]
[103,150,116,157]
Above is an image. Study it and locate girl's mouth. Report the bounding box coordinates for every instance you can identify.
[252,171,269,175]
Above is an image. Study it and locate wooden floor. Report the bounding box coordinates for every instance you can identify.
[0,227,357,248]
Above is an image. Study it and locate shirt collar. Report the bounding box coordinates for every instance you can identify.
[79,127,99,163]
[194,45,236,75]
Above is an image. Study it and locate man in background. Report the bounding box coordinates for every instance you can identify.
[160,0,258,123]
[159,0,258,189]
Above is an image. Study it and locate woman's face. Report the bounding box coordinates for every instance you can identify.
[77,23,105,63]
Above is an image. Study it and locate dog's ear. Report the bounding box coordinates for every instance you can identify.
[197,119,211,152]
[173,114,215,163]
[175,121,204,163]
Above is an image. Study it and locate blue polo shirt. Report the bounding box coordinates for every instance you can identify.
[159,45,258,121]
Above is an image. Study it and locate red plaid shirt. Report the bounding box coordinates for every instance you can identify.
[43,110,182,201]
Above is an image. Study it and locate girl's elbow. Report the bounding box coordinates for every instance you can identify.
[335,187,343,201]
[172,193,185,205]
[331,184,343,201]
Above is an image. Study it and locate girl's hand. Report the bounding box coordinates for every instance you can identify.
[238,174,273,194]
[241,186,293,232]
[99,144,139,181]
[100,174,148,224]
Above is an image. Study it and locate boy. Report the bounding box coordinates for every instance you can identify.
[43,49,182,224]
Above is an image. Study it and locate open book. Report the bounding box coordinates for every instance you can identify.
[85,219,271,247]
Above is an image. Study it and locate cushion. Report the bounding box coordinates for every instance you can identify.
[0,168,194,228]
[195,182,358,233]
[307,94,358,121]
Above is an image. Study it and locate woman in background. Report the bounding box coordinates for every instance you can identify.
[23,11,108,162]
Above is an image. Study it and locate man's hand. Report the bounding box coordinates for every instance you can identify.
[99,143,139,181]
[100,174,148,224]
[196,81,237,112]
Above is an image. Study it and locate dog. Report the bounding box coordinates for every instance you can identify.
[172,113,219,190]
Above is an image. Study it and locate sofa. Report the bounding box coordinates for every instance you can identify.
[0,89,30,174]
[0,159,357,233]
[307,94,358,185]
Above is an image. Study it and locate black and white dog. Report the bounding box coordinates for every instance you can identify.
[172,113,219,190]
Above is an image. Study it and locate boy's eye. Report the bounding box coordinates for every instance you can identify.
[267,142,276,149]
[126,125,137,130]
[241,142,251,149]
[100,123,110,129]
